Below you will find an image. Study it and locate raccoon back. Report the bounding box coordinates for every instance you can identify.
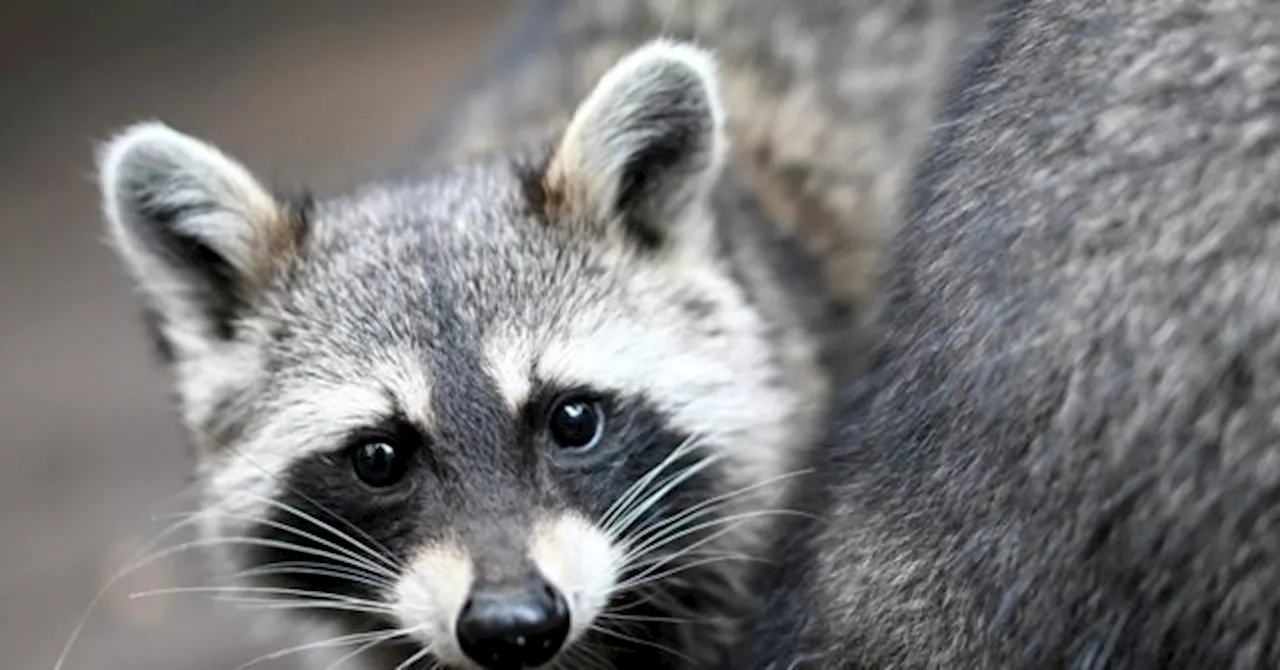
[739,0,1280,667]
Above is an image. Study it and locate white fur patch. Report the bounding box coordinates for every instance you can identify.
[530,512,623,645]
[393,538,475,667]
[483,326,535,414]
[204,349,433,527]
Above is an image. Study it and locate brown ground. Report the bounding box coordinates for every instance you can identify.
[0,2,515,667]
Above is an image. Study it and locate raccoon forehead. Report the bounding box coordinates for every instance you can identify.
[304,172,546,265]
[261,170,787,394]
[277,180,605,323]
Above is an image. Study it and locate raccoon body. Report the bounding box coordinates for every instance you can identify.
[735,0,1280,667]
[94,1,976,666]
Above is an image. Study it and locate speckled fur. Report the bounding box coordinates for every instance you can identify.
[735,0,1280,667]
[97,42,810,670]
[427,0,983,330]
[97,1,986,667]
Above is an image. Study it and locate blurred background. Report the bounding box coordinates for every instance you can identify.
[0,2,515,667]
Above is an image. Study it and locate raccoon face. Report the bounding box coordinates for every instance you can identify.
[99,41,820,669]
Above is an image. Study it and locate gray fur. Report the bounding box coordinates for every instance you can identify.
[738,0,1280,667]
[429,0,984,323]
[97,0,985,667]
[543,38,726,243]
[99,37,826,670]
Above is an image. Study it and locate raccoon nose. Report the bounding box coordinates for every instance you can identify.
[455,577,570,669]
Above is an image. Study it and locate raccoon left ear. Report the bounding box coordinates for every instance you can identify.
[543,39,727,250]
[98,122,301,359]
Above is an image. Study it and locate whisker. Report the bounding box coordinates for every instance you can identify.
[613,510,814,607]
[228,562,396,591]
[576,642,615,670]
[188,421,405,575]
[394,643,437,670]
[52,502,226,670]
[606,444,716,541]
[588,622,697,665]
[624,548,756,568]
[620,550,768,590]
[561,641,611,670]
[117,535,401,584]
[598,434,696,532]
[622,508,811,575]
[128,584,389,606]
[55,414,402,670]
[234,627,415,670]
[599,434,704,533]
[600,584,676,615]
[322,626,422,670]
[617,498,731,564]
[620,510,742,566]
[597,610,697,625]
[607,450,722,540]
[156,509,399,581]
[615,553,754,593]
[217,597,398,617]
[618,468,813,561]
[234,492,403,572]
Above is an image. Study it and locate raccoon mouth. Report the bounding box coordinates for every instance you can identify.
[395,634,572,670]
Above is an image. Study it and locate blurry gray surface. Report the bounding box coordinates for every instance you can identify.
[0,2,512,667]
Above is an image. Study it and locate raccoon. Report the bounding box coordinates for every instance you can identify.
[96,44,807,669]
[92,1,976,668]
[733,0,1280,667]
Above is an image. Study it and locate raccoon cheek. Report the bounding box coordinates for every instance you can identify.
[392,539,475,666]
[529,512,624,643]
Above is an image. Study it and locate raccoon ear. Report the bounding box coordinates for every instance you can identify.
[98,122,299,357]
[544,40,727,250]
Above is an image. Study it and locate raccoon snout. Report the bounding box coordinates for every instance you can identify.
[455,574,571,669]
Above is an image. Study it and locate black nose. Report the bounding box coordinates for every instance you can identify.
[456,578,570,669]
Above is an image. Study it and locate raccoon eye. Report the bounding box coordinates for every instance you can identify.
[547,396,605,450]
[350,441,409,488]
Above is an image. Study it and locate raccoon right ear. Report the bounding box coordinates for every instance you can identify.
[542,40,727,251]
[98,122,299,357]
